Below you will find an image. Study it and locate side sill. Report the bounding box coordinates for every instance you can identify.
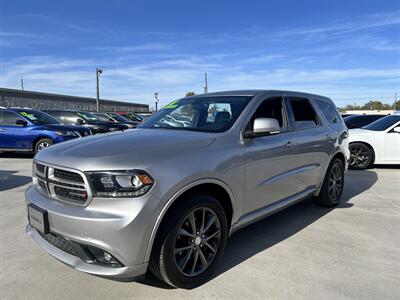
[230,187,317,234]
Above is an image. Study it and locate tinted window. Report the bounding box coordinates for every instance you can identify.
[45,111,62,119]
[363,115,400,131]
[140,96,251,133]
[95,113,114,122]
[0,111,24,126]
[62,112,84,124]
[76,112,98,121]
[16,110,60,125]
[345,115,385,129]
[315,100,341,124]
[107,113,130,122]
[247,97,286,132]
[289,98,319,130]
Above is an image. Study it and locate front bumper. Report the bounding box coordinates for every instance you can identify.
[25,186,162,279]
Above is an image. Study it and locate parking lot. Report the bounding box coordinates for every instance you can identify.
[0,154,399,299]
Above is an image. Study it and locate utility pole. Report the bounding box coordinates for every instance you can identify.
[96,68,103,112]
[21,76,24,91]
[204,72,208,94]
[154,92,159,111]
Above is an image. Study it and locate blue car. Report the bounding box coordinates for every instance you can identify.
[0,107,92,153]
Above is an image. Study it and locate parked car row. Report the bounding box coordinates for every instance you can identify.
[0,107,148,153]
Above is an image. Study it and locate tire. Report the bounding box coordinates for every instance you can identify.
[34,138,53,153]
[149,193,228,289]
[314,158,345,207]
[349,142,373,170]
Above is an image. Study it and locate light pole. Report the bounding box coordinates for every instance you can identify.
[154,92,159,111]
[96,68,103,112]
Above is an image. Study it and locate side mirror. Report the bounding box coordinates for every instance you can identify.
[16,119,28,127]
[76,118,84,125]
[393,127,400,133]
[253,118,280,136]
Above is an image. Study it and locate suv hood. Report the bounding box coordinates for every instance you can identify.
[35,129,216,171]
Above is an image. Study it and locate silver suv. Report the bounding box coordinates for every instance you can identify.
[25,90,349,288]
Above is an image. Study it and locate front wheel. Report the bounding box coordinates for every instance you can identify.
[149,194,228,289]
[34,138,53,153]
[349,142,373,170]
[314,158,345,207]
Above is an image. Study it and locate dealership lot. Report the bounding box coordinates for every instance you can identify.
[0,154,399,299]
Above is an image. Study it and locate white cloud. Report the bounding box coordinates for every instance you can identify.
[1,54,398,107]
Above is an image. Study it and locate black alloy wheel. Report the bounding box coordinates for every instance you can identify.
[174,207,221,277]
[349,143,373,170]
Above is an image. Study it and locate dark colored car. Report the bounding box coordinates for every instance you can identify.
[93,112,139,129]
[341,113,355,118]
[0,108,91,153]
[44,110,128,134]
[343,114,386,129]
[115,112,146,122]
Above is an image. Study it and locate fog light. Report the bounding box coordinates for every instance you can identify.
[81,245,123,267]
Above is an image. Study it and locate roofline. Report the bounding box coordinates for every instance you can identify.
[193,90,332,100]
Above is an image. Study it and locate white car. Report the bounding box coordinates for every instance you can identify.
[348,115,400,169]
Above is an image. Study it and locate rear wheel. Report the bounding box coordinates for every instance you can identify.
[349,142,373,170]
[314,158,345,207]
[34,138,53,153]
[149,194,228,289]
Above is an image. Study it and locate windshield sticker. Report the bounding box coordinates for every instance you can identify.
[163,100,179,109]
[19,111,37,120]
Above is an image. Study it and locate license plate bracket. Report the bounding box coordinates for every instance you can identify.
[28,204,49,234]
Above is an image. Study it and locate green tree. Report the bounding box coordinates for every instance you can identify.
[395,100,400,110]
[185,91,195,97]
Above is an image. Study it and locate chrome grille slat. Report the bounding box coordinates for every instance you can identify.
[33,161,91,206]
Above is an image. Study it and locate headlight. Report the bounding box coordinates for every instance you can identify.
[108,127,119,132]
[87,170,154,198]
[56,130,78,137]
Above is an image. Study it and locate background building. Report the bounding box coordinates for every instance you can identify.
[0,88,149,112]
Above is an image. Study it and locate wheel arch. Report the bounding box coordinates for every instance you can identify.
[315,150,347,196]
[32,135,54,151]
[144,179,235,262]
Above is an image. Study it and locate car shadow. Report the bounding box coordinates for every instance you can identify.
[0,152,35,159]
[139,170,378,289]
[0,170,32,192]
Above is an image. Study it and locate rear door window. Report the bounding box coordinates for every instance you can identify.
[315,100,341,124]
[0,111,24,126]
[288,97,319,130]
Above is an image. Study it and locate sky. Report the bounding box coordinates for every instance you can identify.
[0,0,399,108]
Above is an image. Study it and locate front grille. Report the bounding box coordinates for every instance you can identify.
[54,168,83,183]
[54,185,87,202]
[39,231,77,257]
[33,161,91,205]
[36,163,45,175]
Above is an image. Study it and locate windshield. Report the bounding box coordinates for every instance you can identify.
[139,96,252,133]
[95,113,114,122]
[17,110,60,125]
[363,115,400,131]
[76,111,99,121]
[127,113,143,122]
[108,113,131,122]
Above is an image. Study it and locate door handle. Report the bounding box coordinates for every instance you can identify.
[0,129,6,133]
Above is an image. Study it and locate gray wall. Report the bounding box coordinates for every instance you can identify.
[0,88,149,113]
